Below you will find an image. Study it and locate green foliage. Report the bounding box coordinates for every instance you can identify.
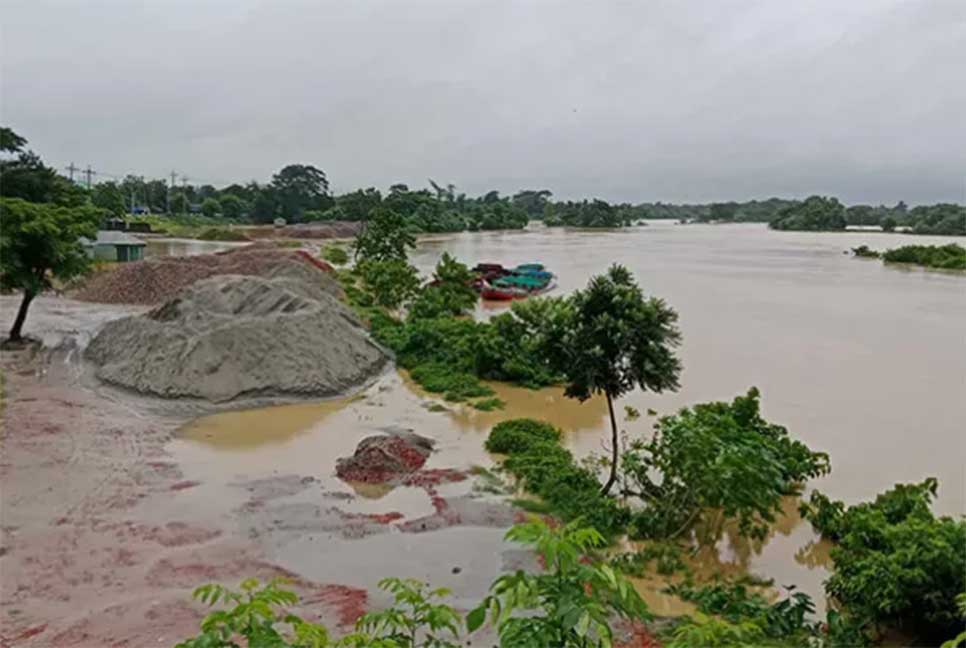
[469,518,650,647]
[880,215,897,232]
[610,542,688,577]
[663,613,766,648]
[197,227,250,241]
[218,194,250,220]
[800,478,965,641]
[91,181,127,217]
[471,397,505,411]
[354,207,417,263]
[769,195,847,231]
[941,594,966,648]
[357,578,461,647]
[321,245,350,265]
[543,264,682,495]
[357,259,421,309]
[544,199,633,228]
[272,164,332,222]
[409,253,477,319]
[485,419,560,454]
[1,198,104,340]
[907,203,966,235]
[174,578,336,648]
[409,362,494,402]
[668,579,817,643]
[496,429,630,539]
[881,243,966,270]
[623,388,829,541]
[200,197,221,218]
[851,245,879,258]
[0,129,85,207]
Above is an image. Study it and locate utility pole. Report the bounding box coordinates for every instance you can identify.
[181,175,189,217]
[65,163,79,182]
[83,166,96,190]
[167,171,177,214]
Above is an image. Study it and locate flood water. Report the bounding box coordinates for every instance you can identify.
[144,237,249,258]
[171,222,965,615]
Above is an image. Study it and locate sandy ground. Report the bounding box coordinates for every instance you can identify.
[0,295,660,648]
[0,297,379,646]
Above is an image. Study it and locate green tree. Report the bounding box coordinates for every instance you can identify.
[272,164,331,221]
[357,578,462,647]
[91,181,127,217]
[880,215,897,232]
[0,128,83,206]
[547,265,682,495]
[201,197,221,218]
[511,189,552,219]
[469,517,650,647]
[409,253,477,319]
[769,195,847,231]
[337,187,383,221]
[708,202,739,222]
[0,198,103,341]
[218,194,249,220]
[354,207,416,263]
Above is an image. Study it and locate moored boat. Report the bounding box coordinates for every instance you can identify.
[473,262,556,301]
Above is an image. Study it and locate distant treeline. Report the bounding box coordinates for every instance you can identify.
[2,124,961,235]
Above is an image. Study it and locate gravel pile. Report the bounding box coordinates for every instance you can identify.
[336,432,435,484]
[85,271,388,402]
[71,245,337,306]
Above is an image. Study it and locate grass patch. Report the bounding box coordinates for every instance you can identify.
[471,397,505,411]
[485,418,560,454]
[321,245,350,265]
[409,363,494,402]
[197,227,250,242]
[273,239,303,248]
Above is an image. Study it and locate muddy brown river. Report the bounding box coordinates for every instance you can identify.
[171,222,965,615]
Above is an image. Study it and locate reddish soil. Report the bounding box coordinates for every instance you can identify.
[70,244,337,305]
[0,346,369,647]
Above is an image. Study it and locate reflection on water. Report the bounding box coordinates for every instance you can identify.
[144,238,250,258]
[171,222,965,616]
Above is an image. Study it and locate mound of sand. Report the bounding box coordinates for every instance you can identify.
[85,272,388,402]
[72,245,337,306]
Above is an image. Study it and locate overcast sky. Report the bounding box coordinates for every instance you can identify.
[2,0,964,204]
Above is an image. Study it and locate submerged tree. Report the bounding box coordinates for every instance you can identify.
[0,198,103,342]
[548,265,682,495]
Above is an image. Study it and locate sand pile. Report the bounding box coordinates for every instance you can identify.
[84,271,388,402]
[71,245,336,305]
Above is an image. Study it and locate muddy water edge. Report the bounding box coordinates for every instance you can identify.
[171,222,966,617]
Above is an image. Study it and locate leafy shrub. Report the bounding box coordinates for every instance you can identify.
[321,245,349,265]
[668,579,817,642]
[471,397,505,411]
[408,362,493,402]
[484,418,560,454]
[409,253,477,319]
[357,259,421,309]
[499,436,629,540]
[801,478,966,641]
[623,388,829,541]
[851,245,879,258]
[881,243,966,270]
[357,577,461,647]
[469,518,650,647]
[663,613,766,648]
[174,578,334,648]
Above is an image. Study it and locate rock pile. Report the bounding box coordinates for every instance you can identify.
[336,432,435,484]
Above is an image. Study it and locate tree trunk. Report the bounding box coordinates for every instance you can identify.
[8,290,35,342]
[600,391,619,496]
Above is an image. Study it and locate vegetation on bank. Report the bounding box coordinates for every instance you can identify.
[850,243,966,270]
[197,226,251,242]
[881,243,966,270]
[769,195,848,231]
[177,518,649,648]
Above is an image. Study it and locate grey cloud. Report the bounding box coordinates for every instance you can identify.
[2,0,963,203]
